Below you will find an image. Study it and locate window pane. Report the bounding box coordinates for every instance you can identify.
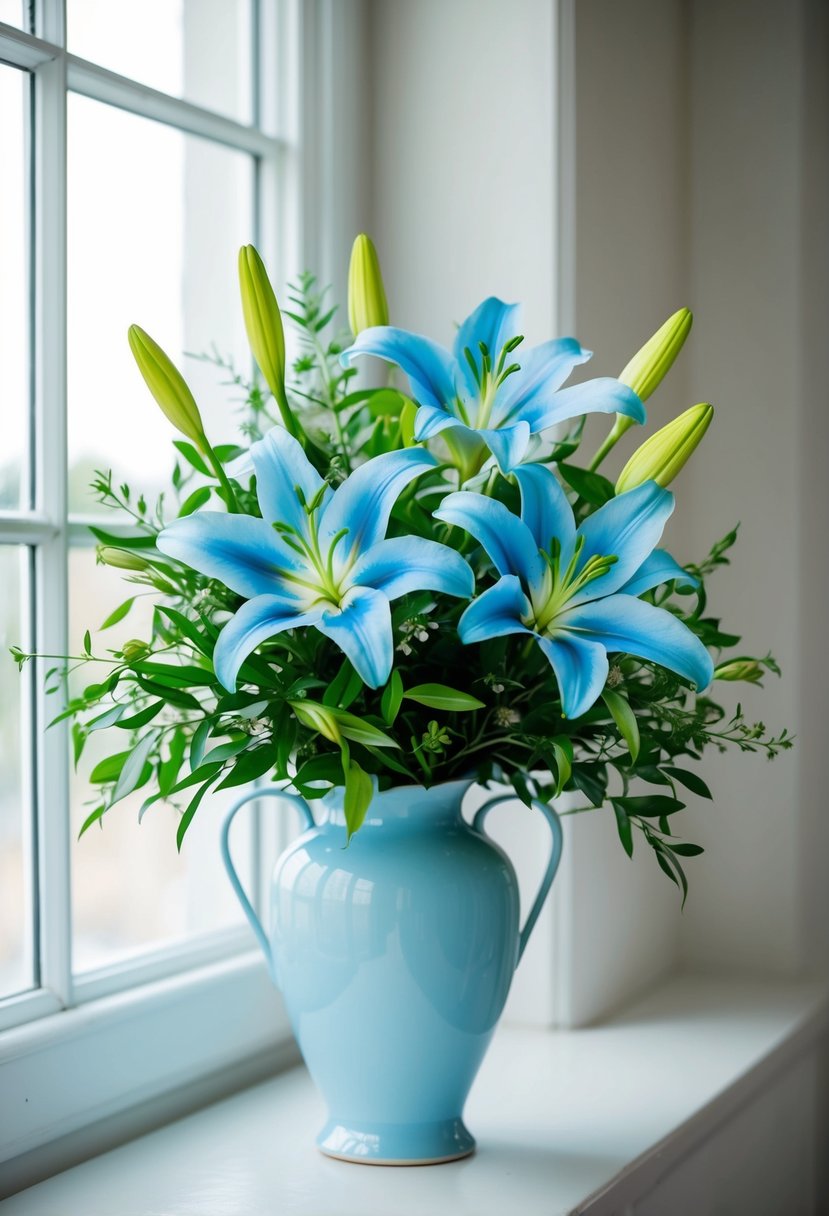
[0,64,31,511]
[0,547,34,998]
[67,94,254,517]
[68,548,251,975]
[0,0,32,31]
[66,0,253,122]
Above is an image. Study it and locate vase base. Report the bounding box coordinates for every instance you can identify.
[317,1116,475,1166]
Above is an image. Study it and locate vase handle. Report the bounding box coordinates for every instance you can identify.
[472,794,564,968]
[220,787,315,985]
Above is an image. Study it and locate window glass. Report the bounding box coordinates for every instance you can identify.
[67,93,255,517]
[68,549,251,975]
[0,0,31,31]
[0,64,31,511]
[0,546,33,998]
[67,0,253,123]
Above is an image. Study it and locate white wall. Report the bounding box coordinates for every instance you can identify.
[358,0,828,997]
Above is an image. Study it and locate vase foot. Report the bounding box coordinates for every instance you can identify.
[317,1116,475,1165]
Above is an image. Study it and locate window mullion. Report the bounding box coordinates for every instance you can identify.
[33,47,72,1009]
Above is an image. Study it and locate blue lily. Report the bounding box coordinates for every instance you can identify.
[157,428,473,690]
[341,297,646,474]
[434,464,712,718]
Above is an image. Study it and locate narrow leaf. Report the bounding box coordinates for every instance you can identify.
[100,598,136,630]
[613,803,634,857]
[403,684,485,712]
[380,670,404,725]
[602,689,640,763]
[343,759,373,842]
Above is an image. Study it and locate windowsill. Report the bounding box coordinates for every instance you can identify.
[1,974,826,1214]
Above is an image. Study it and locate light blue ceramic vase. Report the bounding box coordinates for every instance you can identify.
[221,779,562,1165]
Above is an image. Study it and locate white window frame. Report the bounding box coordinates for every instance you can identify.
[0,0,338,1189]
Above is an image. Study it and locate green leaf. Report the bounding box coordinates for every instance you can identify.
[293,753,343,796]
[613,794,685,817]
[89,751,131,785]
[190,719,212,771]
[662,766,713,799]
[559,463,615,506]
[653,843,689,906]
[100,597,136,630]
[367,389,408,418]
[380,670,404,725]
[551,737,572,797]
[216,745,277,790]
[613,803,634,857]
[158,728,187,796]
[156,606,215,657]
[134,677,202,709]
[571,763,607,807]
[176,776,218,852]
[510,770,534,807]
[403,684,485,712]
[71,723,86,768]
[666,841,705,857]
[111,731,158,804]
[78,804,106,839]
[89,526,157,550]
[87,704,127,731]
[178,486,211,517]
[115,700,164,729]
[83,630,92,656]
[332,707,400,748]
[601,689,640,763]
[133,661,217,687]
[343,759,373,841]
[323,659,364,710]
[173,440,210,475]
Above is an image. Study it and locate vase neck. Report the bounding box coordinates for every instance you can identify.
[321,780,473,830]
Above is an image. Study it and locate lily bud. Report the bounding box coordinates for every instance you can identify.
[619,307,693,403]
[615,402,713,494]
[121,639,149,661]
[238,244,284,396]
[714,659,765,684]
[97,545,148,572]
[128,325,206,449]
[291,699,342,745]
[238,245,300,438]
[348,234,389,335]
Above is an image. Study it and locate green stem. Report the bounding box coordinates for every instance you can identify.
[203,444,241,513]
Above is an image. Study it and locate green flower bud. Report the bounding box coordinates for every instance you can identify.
[714,659,765,684]
[615,402,713,494]
[348,234,389,335]
[291,699,342,745]
[128,325,206,449]
[96,545,148,572]
[619,307,693,403]
[238,245,300,438]
[121,639,149,661]
[601,309,695,457]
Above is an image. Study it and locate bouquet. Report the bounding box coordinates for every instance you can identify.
[16,237,791,901]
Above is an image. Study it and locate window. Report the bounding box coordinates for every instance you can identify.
[0,0,293,1043]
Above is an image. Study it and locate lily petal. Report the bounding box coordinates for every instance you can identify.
[523,377,645,432]
[536,633,609,719]
[512,463,577,560]
[453,297,521,393]
[495,338,592,424]
[214,595,322,690]
[620,549,699,598]
[570,481,675,604]
[349,536,474,601]
[317,586,392,688]
[157,513,302,599]
[341,326,459,410]
[457,575,532,644]
[561,594,714,691]
[251,426,330,531]
[479,421,532,473]
[435,492,546,591]
[319,448,437,559]
[413,402,462,442]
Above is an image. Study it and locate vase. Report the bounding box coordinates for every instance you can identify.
[221,778,562,1165]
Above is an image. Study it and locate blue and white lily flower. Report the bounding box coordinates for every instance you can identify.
[341,297,646,474]
[158,428,473,690]
[435,464,712,718]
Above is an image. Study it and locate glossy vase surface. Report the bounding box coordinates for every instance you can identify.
[222,779,562,1165]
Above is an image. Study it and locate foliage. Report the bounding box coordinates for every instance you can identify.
[11,257,792,901]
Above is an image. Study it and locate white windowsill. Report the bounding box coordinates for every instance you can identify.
[1,974,826,1215]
